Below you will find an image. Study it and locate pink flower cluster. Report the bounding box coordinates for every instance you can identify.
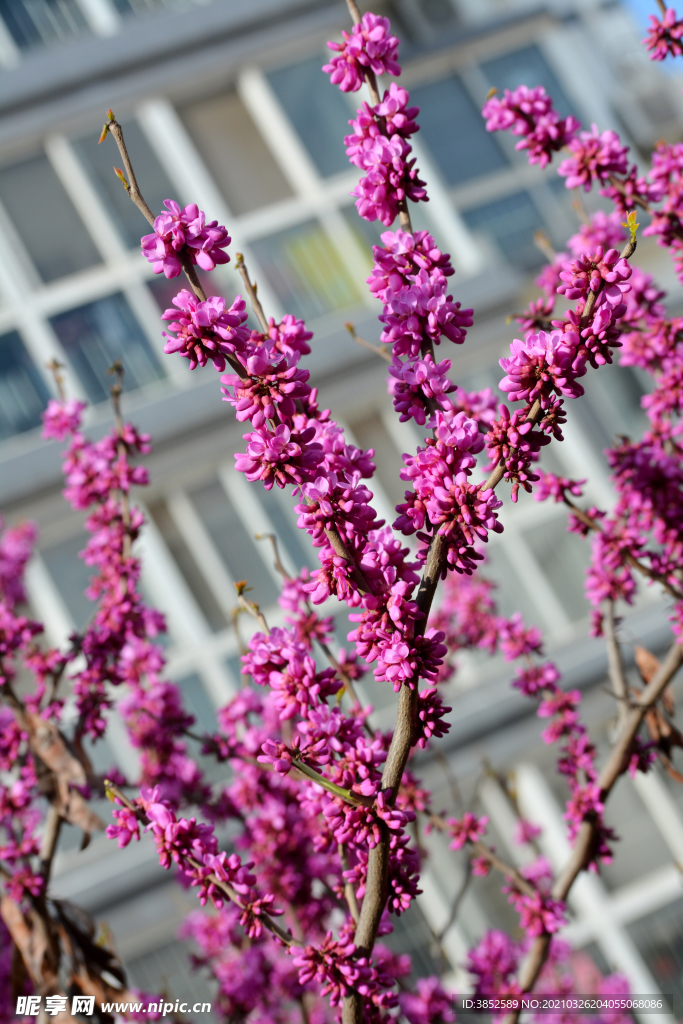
[644,7,683,60]
[323,12,400,92]
[345,84,427,225]
[161,289,250,371]
[141,199,231,278]
[432,570,619,872]
[482,85,580,168]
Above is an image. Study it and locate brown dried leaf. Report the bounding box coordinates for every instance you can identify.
[24,713,105,833]
[663,758,683,784]
[635,645,661,683]
[0,896,57,986]
[634,648,675,714]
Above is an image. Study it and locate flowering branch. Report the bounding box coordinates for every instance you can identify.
[104,782,298,946]
[563,495,683,601]
[503,637,683,1023]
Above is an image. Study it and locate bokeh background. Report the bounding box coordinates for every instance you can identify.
[1,0,683,1015]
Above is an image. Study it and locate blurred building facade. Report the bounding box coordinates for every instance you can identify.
[2,0,683,1013]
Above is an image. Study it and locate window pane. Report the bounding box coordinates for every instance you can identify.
[0,331,49,441]
[0,0,87,49]
[50,293,164,404]
[462,191,544,270]
[180,91,293,215]
[410,75,509,185]
[267,56,352,177]
[352,415,405,510]
[112,0,196,13]
[257,486,318,574]
[42,533,93,630]
[480,46,575,120]
[523,517,590,623]
[74,121,177,249]
[250,220,361,321]
[0,154,101,283]
[177,673,217,734]
[189,479,278,608]
[148,500,225,634]
[628,898,683,1011]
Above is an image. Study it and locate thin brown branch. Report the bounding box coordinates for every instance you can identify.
[236,592,270,634]
[343,534,447,1024]
[603,600,629,726]
[104,113,208,304]
[235,253,269,333]
[428,815,536,897]
[655,0,668,15]
[563,497,683,601]
[105,783,298,946]
[343,0,411,232]
[255,533,292,580]
[533,230,557,263]
[345,323,391,362]
[502,638,683,1022]
[483,236,637,495]
[339,844,360,924]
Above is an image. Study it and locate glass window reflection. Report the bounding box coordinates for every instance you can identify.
[0,331,49,441]
[50,293,164,403]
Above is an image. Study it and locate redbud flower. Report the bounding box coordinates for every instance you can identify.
[323,13,400,92]
[558,126,629,191]
[161,290,250,372]
[644,8,683,60]
[141,200,231,277]
[446,811,488,850]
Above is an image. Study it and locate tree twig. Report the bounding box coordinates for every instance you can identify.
[235,253,269,333]
[105,783,298,947]
[345,323,391,362]
[501,637,683,1023]
[603,599,629,726]
[339,844,361,924]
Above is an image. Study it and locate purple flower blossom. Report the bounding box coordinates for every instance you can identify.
[162,290,250,371]
[234,425,324,489]
[388,353,455,424]
[446,811,488,850]
[221,345,311,427]
[499,330,586,403]
[323,13,400,92]
[558,126,629,191]
[42,398,87,441]
[557,247,631,302]
[482,85,580,168]
[644,7,683,60]
[141,200,231,277]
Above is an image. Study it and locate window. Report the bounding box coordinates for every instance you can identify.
[250,220,361,322]
[148,500,226,634]
[267,56,352,178]
[112,0,197,13]
[410,75,509,186]
[257,486,318,574]
[0,154,101,283]
[0,0,87,50]
[522,518,590,623]
[462,191,545,270]
[189,478,278,608]
[180,91,293,215]
[50,293,164,403]
[41,533,93,630]
[629,898,683,1010]
[74,121,177,249]
[0,331,49,441]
